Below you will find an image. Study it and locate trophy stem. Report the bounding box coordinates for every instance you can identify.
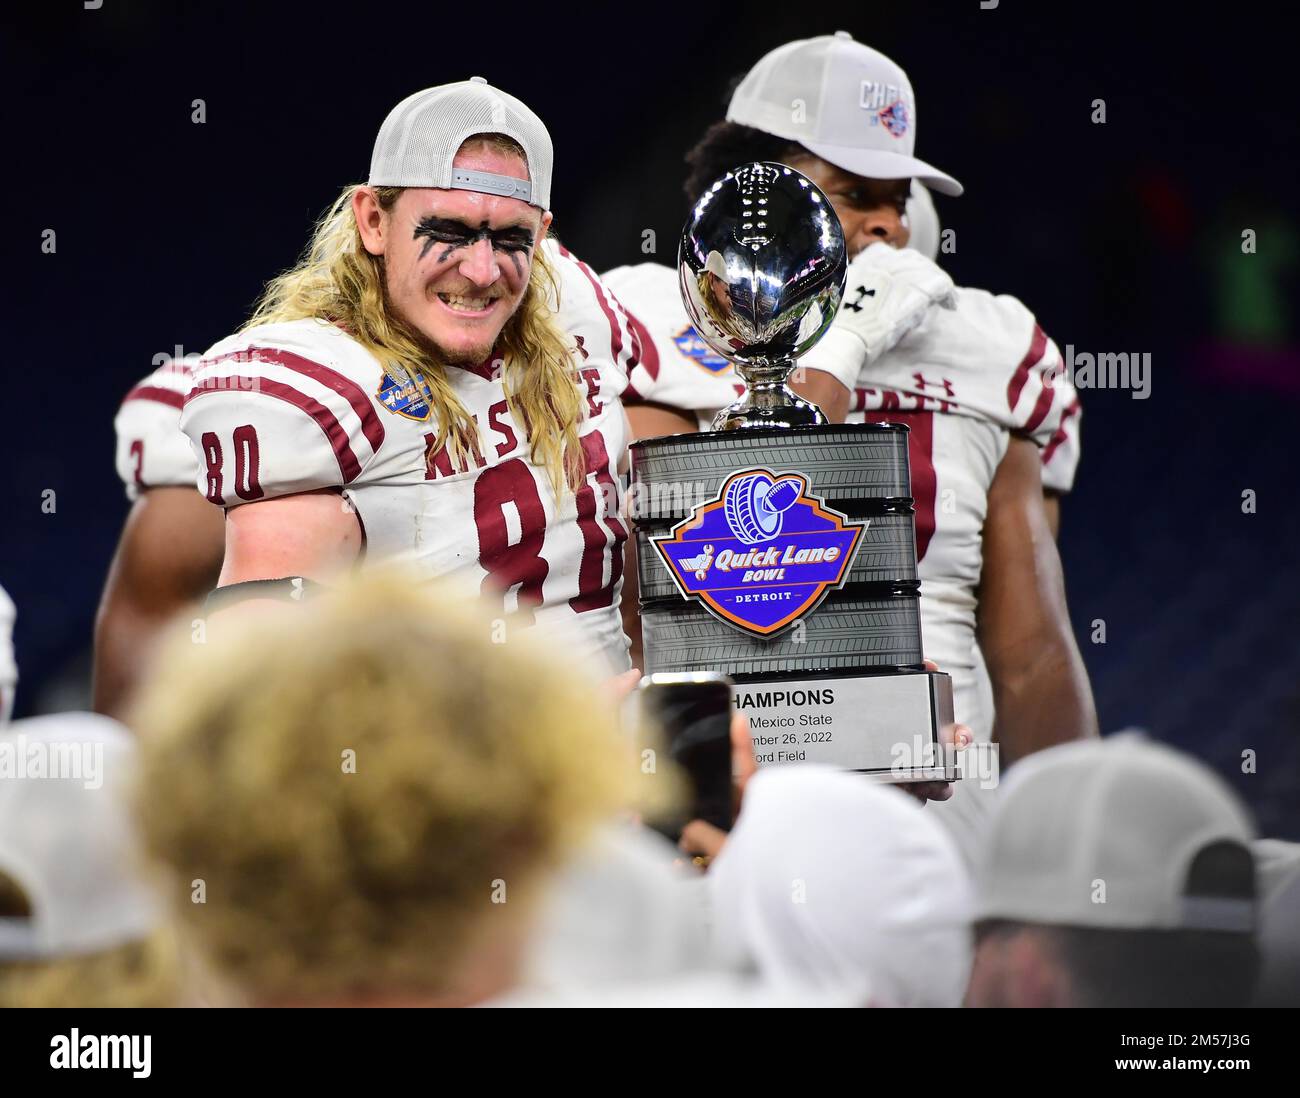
[711,358,828,431]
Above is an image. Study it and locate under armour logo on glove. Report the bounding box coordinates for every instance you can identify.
[801,242,957,382]
[843,286,878,313]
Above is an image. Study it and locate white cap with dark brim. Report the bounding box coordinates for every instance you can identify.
[976,734,1257,934]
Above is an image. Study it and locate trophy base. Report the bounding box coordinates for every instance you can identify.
[734,670,960,783]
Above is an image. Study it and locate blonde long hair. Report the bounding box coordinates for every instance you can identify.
[244,142,584,495]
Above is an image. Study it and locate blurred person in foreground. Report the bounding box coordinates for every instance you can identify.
[0,712,176,1007]
[129,570,652,1007]
[706,765,974,1007]
[1252,838,1300,1006]
[966,736,1260,1008]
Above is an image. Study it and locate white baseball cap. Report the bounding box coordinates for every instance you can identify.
[368,77,553,210]
[709,765,973,1007]
[0,713,161,959]
[976,735,1257,933]
[727,32,963,196]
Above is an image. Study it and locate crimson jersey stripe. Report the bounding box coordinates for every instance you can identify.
[864,409,937,563]
[1006,324,1049,411]
[1022,373,1058,433]
[123,384,184,409]
[185,376,363,482]
[557,244,630,373]
[1042,398,1081,466]
[202,345,386,454]
[624,307,660,382]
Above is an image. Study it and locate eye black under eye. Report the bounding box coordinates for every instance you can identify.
[492,233,533,254]
[413,218,532,254]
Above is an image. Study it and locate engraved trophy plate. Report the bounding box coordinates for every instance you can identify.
[631,163,958,783]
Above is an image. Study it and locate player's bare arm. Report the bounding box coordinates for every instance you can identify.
[1042,490,1062,539]
[218,489,363,588]
[977,437,1097,764]
[92,487,225,716]
[789,367,851,422]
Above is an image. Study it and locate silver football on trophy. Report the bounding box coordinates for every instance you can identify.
[679,162,847,430]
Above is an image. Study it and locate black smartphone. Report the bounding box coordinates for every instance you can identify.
[638,672,735,842]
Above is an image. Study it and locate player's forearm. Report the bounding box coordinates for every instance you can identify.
[985,635,1097,765]
[789,368,851,423]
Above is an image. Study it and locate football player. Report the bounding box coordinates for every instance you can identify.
[607,35,1097,867]
[94,79,642,715]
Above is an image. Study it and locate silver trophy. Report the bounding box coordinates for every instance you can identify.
[679,162,847,430]
[629,162,958,784]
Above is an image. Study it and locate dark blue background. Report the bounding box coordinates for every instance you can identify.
[3,3,1297,835]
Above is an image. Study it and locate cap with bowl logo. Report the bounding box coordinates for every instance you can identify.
[975,734,1257,934]
[727,32,962,196]
[368,77,553,210]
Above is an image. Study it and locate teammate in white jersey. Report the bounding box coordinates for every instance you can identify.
[94,79,639,712]
[608,35,1096,861]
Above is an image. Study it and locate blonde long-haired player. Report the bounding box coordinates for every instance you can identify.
[94,79,641,713]
[130,571,655,1006]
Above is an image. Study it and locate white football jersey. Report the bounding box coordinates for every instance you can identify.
[170,241,636,672]
[113,356,204,501]
[605,259,1083,868]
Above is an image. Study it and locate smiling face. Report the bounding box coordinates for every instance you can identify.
[353,140,551,365]
[785,155,912,258]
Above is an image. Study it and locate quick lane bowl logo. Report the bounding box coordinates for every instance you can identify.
[673,325,733,375]
[651,469,865,637]
[376,371,434,420]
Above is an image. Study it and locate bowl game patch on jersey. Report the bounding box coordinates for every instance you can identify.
[376,371,434,421]
[672,325,732,375]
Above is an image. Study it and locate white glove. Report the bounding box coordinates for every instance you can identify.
[801,243,956,388]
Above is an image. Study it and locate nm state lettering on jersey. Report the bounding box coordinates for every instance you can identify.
[177,241,638,671]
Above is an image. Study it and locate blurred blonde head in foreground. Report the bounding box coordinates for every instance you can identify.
[131,570,655,1006]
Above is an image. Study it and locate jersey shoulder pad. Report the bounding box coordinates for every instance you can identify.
[545,241,652,396]
[937,287,1081,466]
[113,356,203,500]
[180,319,389,506]
[601,262,739,409]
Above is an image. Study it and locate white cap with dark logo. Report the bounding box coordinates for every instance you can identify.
[727,32,963,196]
[976,735,1257,933]
[368,77,554,210]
